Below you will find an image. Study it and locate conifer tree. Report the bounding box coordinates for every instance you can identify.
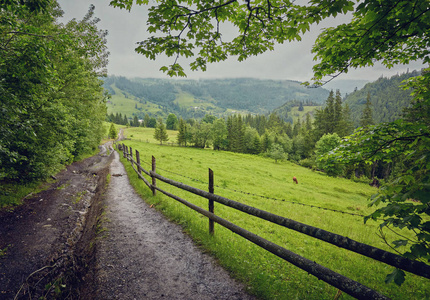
[285,122,293,138]
[339,103,354,136]
[360,93,374,127]
[143,113,150,127]
[333,90,343,130]
[108,123,117,139]
[261,133,271,152]
[117,113,122,124]
[177,118,187,146]
[325,90,335,133]
[234,115,245,152]
[211,118,227,150]
[292,118,301,137]
[305,113,312,132]
[154,117,169,144]
[133,115,139,127]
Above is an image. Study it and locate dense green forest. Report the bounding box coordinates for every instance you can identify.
[103,76,330,121]
[0,2,108,182]
[344,70,420,125]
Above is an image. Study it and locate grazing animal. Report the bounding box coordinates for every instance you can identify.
[293,176,298,184]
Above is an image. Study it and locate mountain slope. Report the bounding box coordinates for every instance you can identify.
[103,76,330,120]
[343,70,421,126]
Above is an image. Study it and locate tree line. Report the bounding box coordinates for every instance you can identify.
[141,90,346,161]
[0,2,108,182]
[147,88,408,187]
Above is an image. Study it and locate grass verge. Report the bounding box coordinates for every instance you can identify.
[117,135,429,300]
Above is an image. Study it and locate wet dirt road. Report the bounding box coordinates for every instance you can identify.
[94,150,255,299]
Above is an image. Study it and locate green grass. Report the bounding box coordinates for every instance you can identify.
[0,178,55,208]
[124,126,178,145]
[106,86,162,117]
[118,127,430,300]
[290,106,321,121]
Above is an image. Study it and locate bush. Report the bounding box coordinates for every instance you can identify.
[299,158,315,169]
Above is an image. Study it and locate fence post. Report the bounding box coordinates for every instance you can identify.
[151,156,156,196]
[209,168,214,235]
[136,150,141,175]
[123,144,127,158]
[130,146,133,167]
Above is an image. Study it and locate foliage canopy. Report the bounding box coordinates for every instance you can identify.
[0,2,109,182]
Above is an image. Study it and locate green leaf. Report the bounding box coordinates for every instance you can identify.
[385,269,405,286]
[392,239,408,248]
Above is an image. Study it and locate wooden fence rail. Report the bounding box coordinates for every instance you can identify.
[118,143,430,300]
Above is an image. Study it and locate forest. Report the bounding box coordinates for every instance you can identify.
[343,70,421,126]
[0,2,108,182]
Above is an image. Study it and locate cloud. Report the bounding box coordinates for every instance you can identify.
[57,0,425,82]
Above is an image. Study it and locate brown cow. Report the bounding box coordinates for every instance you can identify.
[293,176,298,184]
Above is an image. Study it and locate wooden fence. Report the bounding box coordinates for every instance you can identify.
[118,143,430,300]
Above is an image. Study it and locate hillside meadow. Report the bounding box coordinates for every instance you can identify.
[118,127,429,300]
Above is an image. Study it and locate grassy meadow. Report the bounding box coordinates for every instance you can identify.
[118,127,429,300]
[290,105,321,121]
[106,85,163,116]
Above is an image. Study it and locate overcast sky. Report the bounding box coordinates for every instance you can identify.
[57,0,424,87]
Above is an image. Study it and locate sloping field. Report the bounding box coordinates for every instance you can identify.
[118,128,429,300]
[106,85,162,117]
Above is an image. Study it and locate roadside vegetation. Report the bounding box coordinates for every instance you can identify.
[118,127,429,300]
[0,1,109,209]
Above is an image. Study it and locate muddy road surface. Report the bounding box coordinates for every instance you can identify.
[0,143,114,299]
[92,150,254,299]
[1,144,255,299]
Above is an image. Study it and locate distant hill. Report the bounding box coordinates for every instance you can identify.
[324,79,369,96]
[343,70,421,126]
[271,100,321,123]
[103,76,330,121]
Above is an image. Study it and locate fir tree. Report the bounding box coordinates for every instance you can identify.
[360,93,374,127]
[108,123,117,139]
[325,90,335,133]
[133,115,139,127]
[154,117,169,144]
[261,133,271,152]
[143,113,150,127]
[292,118,301,137]
[177,118,187,146]
[305,113,313,132]
[333,90,343,130]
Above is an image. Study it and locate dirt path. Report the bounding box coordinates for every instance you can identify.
[93,150,255,299]
[0,143,113,299]
[1,143,255,299]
